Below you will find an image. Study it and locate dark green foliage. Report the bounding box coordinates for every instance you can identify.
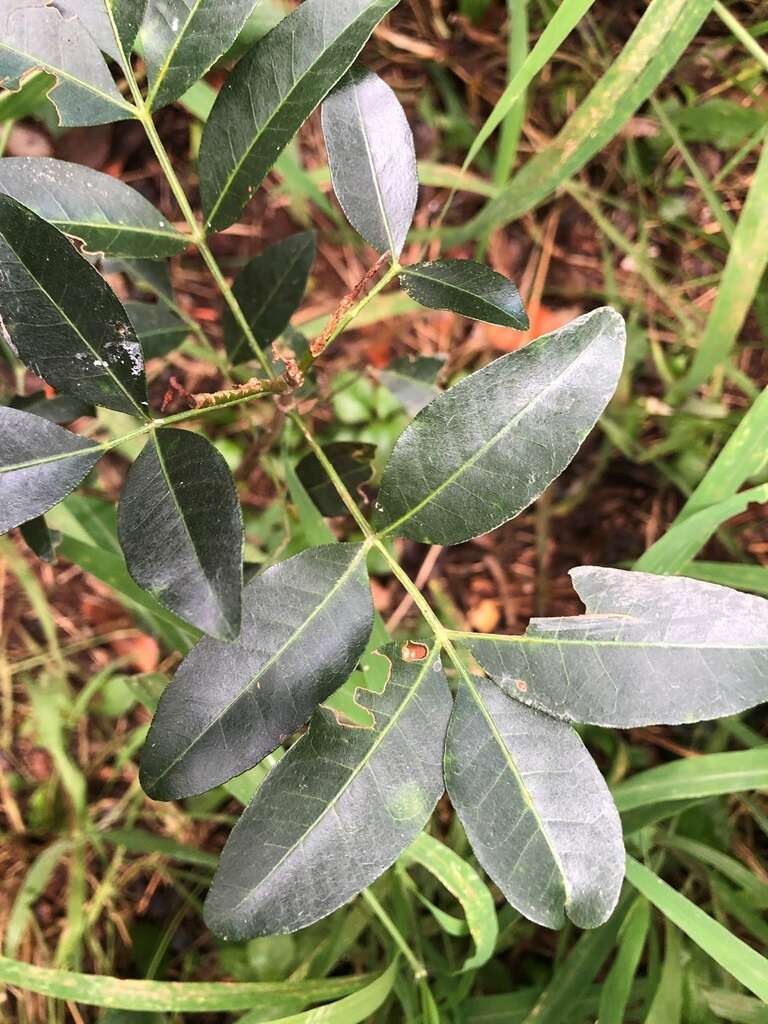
[118,429,244,640]
[140,545,374,800]
[400,259,529,329]
[223,232,316,364]
[204,642,452,938]
[296,441,376,516]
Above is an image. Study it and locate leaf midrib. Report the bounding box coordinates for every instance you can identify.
[402,264,525,324]
[380,331,598,536]
[0,40,135,114]
[228,646,440,915]
[49,219,186,243]
[459,632,768,653]
[146,0,205,109]
[350,72,397,256]
[459,669,571,913]
[0,227,147,419]
[148,545,369,788]
[205,2,389,229]
[152,432,232,632]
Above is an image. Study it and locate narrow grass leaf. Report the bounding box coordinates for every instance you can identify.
[597,897,651,1024]
[626,857,768,1001]
[401,832,499,971]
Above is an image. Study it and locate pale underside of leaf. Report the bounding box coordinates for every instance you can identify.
[199,0,401,233]
[0,406,102,534]
[204,642,452,939]
[0,158,188,259]
[444,674,625,930]
[139,544,375,801]
[462,567,768,727]
[117,429,244,641]
[0,0,136,126]
[322,65,417,256]
[375,307,626,546]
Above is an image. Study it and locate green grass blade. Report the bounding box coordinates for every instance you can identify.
[461,0,596,175]
[4,840,72,957]
[236,960,398,1024]
[0,956,374,1013]
[633,482,768,575]
[684,562,768,597]
[462,0,715,240]
[613,750,768,813]
[626,858,768,1001]
[671,140,768,399]
[493,0,530,185]
[401,832,499,972]
[644,919,683,1024]
[597,897,650,1024]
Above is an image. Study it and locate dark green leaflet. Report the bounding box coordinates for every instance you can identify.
[0,195,149,417]
[20,515,58,562]
[444,674,624,929]
[199,0,402,232]
[0,407,102,534]
[0,158,188,259]
[400,260,528,329]
[118,429,244,641]
[140,544,374,800]
[462,567,768,727]
[223,232,315,364]
[375,307,626,545]
[10,392,94,424]
[126,303,189,359]
[0,0,135,126]
[142,0,260,111]
[322,66,418,257]
[204,642,452,938]
[296,442,376,517]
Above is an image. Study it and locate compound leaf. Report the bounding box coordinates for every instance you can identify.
[118,429,244,641]
[444,673,624,930]
[142,0,259,111]
[0,406,102,534]
[140,544,374,800]
[0,0,135,126]
[400,260,528,329]
[0,195,149,418]
[200,0,402,233]
[463,567,768,727]
[296,441,376,517]
[375,307,625,545]
[223,232,315,365]
[204,641,451,939]
[322,66,417,257]
[0,158,188,259]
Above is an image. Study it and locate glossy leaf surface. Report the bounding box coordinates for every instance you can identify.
[0,195,149,417]
[200,0,401,232]
[0,406,101,533]
[296,442,376,517]
[204,642,451,938]
[444,674,624,929]
[322,66,417,256]
[0,0,134,126]
[464,567,768,727]
[375,307,626,545]
[0,158,187,259]
[223,232,315,364]
[126,302,189,359]
[142,0,258,111]
[118,429,243,641]
[400,260,528,329]
[140,544,374,800]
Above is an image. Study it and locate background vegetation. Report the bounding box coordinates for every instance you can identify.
[1,0,767,1021]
